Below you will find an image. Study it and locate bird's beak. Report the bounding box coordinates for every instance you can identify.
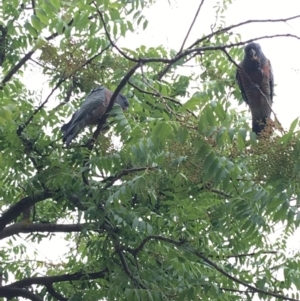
[249,48,258,60]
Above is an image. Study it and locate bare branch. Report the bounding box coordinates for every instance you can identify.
[225,251,278,259]
[188,15,300,49]
[31,0,36,15]
[0,287,43,301]
[179,0,205,53]
[93,2,137,62]
[0,222,101,240]
[5,268,108,289]
[156,34,300,80]
[45,284,68,301]
[129,81,181,105]
[17,77,66,136]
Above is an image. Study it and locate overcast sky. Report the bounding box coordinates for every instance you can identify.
[8,0,300,293]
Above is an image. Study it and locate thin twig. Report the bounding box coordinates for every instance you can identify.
[193,250,299,301]
[118,251,147,289]
[103,166,157,189]
[0,13,99,87]
[17,77,66,136]
[124,235,186,256]
[31,0,36,15]
[93,2,136,62]
[188,15,300,49]
[179,0,206,53]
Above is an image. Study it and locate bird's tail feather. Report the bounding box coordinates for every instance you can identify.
[62,118,89,146]
[63,125,80,147]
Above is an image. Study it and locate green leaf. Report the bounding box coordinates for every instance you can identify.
[49,0,60,10]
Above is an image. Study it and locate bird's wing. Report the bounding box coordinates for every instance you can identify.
[236,64,249,104]
[268,60,274,102]
[61,112,75,133]
[69,86,106,126]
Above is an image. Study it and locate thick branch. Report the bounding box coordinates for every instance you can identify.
[45,284,68,301]
[1,50,35,86]
[5,268,108,289]
[0,287,43,301]
[0,222,100,240]
[0,190,53,231]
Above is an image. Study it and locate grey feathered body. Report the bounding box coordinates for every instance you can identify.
[61,86,129,146]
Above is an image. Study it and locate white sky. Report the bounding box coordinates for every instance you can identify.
[5,0,300,297]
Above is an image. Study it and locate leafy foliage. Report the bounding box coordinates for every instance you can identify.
[1,0,300,301]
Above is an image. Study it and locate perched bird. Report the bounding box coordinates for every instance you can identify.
[61,86,129,146]
[236,42,274,135]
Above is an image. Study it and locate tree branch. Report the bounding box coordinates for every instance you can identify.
[1,50,35,87]
[0,287,43,301]
[0,190,53,232]
[85,61,140,150]
[118,250,146,289]
[179,0,206,53]
[1,13,99,88]
[93,2,137,62]
[129,81,181,105]
[45,284,68,301]
[0,222,100,240]
[17,77,66,136]
[5,268,108,289]
[193,249,299,301]
[124,235,186,256]
[188,15,300,49]
[31,0,36,15]
[225,251,278,259]
[102,166,158,189]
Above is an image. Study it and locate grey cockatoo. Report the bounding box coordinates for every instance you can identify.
[236,42,274,135]
[61,86,129,146]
